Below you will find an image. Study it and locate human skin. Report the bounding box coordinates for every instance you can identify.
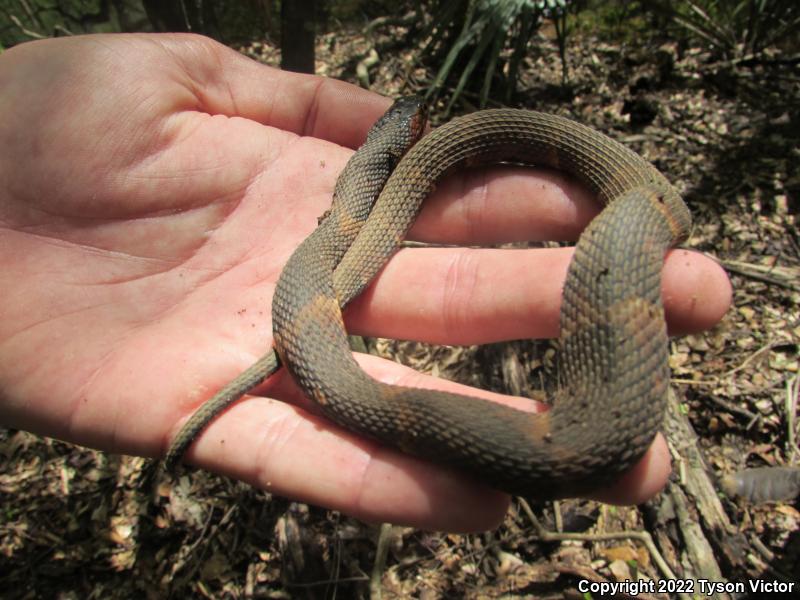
[0,33,731,532]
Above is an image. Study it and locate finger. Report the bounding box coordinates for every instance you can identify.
[409,165,601,244]
[590,434,672,505]
[161,34,391,148]
[282,352,672,506]
[183,352,668,530]
[183,362,511,533]
[297,354,673,507]
[344,246,732,344]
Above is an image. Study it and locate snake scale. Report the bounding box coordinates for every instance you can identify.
[166,97,691,499]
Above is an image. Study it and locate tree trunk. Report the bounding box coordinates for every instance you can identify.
[281,0,316,73]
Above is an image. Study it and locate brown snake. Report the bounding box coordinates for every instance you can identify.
[166,98,691,499]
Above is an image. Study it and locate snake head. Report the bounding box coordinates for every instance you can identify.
[366,96,428,149]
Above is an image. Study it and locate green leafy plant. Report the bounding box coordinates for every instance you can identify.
[422,0,577,112]
[643,0,800,58]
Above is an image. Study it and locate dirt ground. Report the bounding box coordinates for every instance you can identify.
[1,20,798,599]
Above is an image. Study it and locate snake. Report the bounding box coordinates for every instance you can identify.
[165,97,691,499]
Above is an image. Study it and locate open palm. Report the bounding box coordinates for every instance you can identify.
[0,34,730,531]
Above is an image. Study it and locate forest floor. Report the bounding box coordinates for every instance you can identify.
[1,19,798,600]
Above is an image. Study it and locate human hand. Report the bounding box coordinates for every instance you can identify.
[0,33,731,532]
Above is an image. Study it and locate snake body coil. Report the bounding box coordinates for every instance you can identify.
[271,99,691,499]
[166,98,691,499]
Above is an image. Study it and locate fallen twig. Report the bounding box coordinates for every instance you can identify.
[517,498,688,600]
[370,523,393,600]
[717,258,800,291]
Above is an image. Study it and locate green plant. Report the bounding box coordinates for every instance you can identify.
[643,0,800,58]
[422,0,575,112]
